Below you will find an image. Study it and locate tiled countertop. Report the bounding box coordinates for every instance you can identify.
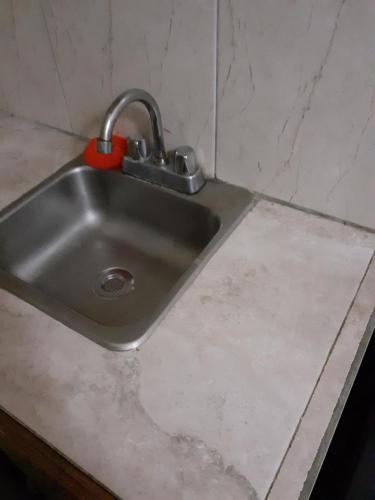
[0,113,374,500]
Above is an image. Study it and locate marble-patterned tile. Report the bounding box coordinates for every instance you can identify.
[217,0,375,229]
[0,114,83,210]
[0,125,373,500]
[0,0,72,130]
[138,201,373,498]
[0,0,217,176]
[268,258,375,500]
[38,0,113,136]
[110,0,217,175]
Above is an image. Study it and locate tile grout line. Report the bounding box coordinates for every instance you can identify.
[213,0,219,179]
[0,110,87,142]
[257,191,375,236]
[300,306,375,500]
[265,251,375,499]
[1,110,375,236]
[39,0,74,134]
[32,119,87,141]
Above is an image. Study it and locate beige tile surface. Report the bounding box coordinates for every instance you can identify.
[268,257,375,500]
[217,0,375,229]
[0,0,217,175]
[0,113,83,210]
[3,0,375,229]
[0,115,374,499]
[0,1,72,129]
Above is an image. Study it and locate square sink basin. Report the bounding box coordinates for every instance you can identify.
[0,158,252,350]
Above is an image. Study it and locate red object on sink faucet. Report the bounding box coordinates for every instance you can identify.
[83,135,128,170]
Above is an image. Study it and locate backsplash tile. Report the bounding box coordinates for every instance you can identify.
[109,0,216,174]
[0,0,217,176]
[39,0,113,136]
[217,0,375,229]
[0,0,72,130]
[1,0,375,227]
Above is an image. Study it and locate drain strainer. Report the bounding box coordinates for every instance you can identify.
[94,267,135,299]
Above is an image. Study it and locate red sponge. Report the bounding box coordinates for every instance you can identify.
[83,135,128,170]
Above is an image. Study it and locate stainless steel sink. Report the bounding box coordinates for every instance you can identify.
[0,157,252,350]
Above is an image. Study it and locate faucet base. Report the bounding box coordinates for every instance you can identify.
[122,155,206,194]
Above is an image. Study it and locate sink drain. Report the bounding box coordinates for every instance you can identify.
[94,267,135,299]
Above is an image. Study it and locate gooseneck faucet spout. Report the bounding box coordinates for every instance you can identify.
[96,88,168,165]
[94,88,205,194]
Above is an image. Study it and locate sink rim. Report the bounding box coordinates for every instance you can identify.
[0,156,255,351]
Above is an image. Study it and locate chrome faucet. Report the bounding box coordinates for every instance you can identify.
[97,89,168,165]
[96,88,205,194]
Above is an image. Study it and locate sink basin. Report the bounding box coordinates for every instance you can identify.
[0,158,253,350]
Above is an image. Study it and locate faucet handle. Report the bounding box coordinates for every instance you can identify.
[127,137,148,162]
[173,146,198,176]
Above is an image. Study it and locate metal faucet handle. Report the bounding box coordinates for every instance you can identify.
[173,146,198,176]
[127,137,148,162]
